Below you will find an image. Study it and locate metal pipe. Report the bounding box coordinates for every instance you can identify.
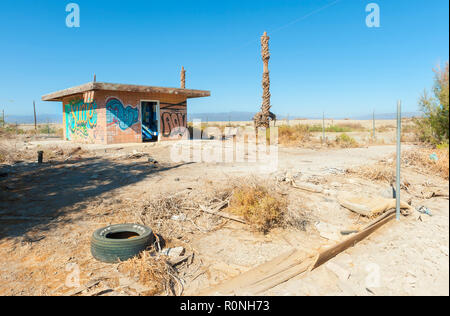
[38,151,44,164]
[396,100,402,221]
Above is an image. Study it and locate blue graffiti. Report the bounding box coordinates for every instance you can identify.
[106,98,139,130]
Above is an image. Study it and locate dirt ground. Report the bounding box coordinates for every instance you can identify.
[0,134,448,296]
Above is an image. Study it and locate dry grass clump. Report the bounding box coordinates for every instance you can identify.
[119,251,181,296]
[134,186,233,241]
[228,183,288,233]
[402,148,449,180]
[348,147,449,181]
[336,122,365,131]
[0,144,10,163]
[335,133,360,148]
[377,125,395,133]
[278,124,311,145]
[347,163,395,183]
[0,141,31,163]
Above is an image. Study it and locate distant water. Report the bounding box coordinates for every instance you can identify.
[5,111,422,124]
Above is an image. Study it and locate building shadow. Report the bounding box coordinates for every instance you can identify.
[0,157,192,241]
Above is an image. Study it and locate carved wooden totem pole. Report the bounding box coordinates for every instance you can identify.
[253,31,276,129]
[181,66,186,89]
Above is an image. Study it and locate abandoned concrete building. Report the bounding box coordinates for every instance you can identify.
[42,78,210,144]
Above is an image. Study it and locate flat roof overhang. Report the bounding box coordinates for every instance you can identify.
[42,82,211,102]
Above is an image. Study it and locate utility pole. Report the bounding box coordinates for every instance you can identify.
[33,101,37,132]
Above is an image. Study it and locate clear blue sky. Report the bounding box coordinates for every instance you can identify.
[0,0,448,119]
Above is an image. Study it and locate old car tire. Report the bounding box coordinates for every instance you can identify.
[91,224,154,263]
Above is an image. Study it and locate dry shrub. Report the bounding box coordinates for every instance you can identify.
[228,183,287,233]
[347,163,395,183]
[136,193,193,241]
[377,125,395,133]
[402,148,449,180]
[349,147,449,181]
[335,133,360,148]
[118,252,180,296]
[278,124,311,145]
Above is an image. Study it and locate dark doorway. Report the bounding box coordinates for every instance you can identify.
[141,101,159,142]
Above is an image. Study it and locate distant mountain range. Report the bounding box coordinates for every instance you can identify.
[4,111,423,124]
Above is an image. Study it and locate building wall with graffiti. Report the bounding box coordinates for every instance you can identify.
[62,90,189,144]
[95,90,188,143]
[95,91,142,144]
[160,101,187,139]
[62,92,106,144]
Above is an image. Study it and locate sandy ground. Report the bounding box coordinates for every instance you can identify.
[0,137,448,296]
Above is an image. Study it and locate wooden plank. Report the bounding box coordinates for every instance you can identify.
[198,249,299,295]
[199,205,246,224]
[242,258,314,295]
[199,209,397,296]
[311,209,396,269]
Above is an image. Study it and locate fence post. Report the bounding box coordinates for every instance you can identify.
[396,101,402,221]
[372,110,376,140]
[322,112,325,144]
[33,101,37,132]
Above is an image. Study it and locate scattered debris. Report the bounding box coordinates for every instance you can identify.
[127,151,149,159]
[326,262,351,282]
[416,206,433,217]
[171,214,187,222]
[65,279,102,296]
[340,230,359,236]
[429,153,439,161]
[292,181,324,194]
[315,222,341,242]
[338,194,412,218]
[161,247,185,258]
